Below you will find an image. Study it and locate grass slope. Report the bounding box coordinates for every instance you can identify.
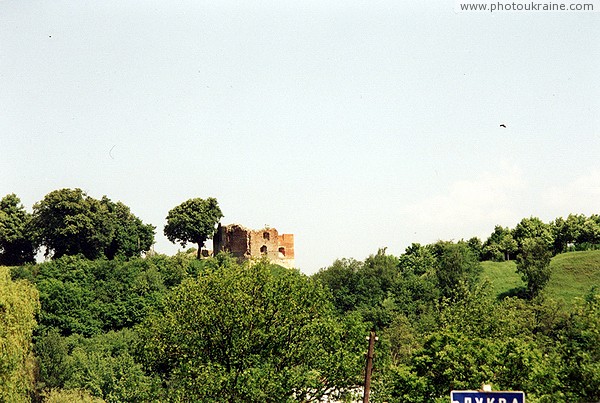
[546,250,600,307]
[480,259,522,298]
[480,250,600,308]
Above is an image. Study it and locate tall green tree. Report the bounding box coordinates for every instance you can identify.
[513,217,554,251]
[516,237,552,298]
[0,194,36,266]
[32,188,112,259]
[552,214,583,253]
[0,266,40,402]
[433,241,481,300]
[312,258,363,314]
[101,198,155,259]
[483,225,517,261]
[138,257,364,402]
[31,189,154,260]
[163,197,223,259]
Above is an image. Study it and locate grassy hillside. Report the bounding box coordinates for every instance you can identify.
[546,250,600,307]
[481,250,600,308]
[480,259,522,298]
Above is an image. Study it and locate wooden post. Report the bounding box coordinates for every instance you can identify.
[363,330,376,403]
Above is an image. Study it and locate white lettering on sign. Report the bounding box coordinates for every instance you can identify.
[452,394,522,403]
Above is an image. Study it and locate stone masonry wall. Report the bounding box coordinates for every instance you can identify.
[213,224,295,268]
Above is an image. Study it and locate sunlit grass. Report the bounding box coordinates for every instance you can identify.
[480,250,600,309]
[546,250,600,308]
[480,260,522,298]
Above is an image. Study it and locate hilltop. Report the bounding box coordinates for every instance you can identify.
[481,250,600,308]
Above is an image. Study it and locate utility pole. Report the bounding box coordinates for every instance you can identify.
[362,330,377,403]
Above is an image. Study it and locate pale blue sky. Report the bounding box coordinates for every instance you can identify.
[1,0,599,273]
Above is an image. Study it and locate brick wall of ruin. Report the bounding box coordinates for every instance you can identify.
[213,224,295,268]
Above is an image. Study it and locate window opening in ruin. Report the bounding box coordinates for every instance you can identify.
[263,232,270,240]
[260,245,267,254]
[278,247,286,258]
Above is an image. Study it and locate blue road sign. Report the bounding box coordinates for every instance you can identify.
[451,390,525,403]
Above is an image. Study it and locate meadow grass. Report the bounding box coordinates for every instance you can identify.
[480,250,600,309]
[480,260,523,299]
[546,250,600,308]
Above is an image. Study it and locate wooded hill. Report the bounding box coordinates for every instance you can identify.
[1,190,599,402]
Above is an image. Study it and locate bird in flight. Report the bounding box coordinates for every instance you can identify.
[500,124,507,128]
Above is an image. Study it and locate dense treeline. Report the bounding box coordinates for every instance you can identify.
[1,189,599,402]
[314,246,599,402]
[0,190,155,265]
[3,248,597,402]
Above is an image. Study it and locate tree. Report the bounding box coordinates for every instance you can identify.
[137,257,364,402]
[312,258,363,314]
[163,197,223,259]
[101,198,155,259]
[465,237,483,261]
[0,194,36,266]
[32,189,112,259]
[552,214,586,254]
[512,217,554,251]
[432,241,481,300]
[13,255,178,336]
[31,189,154,260]
[0,266,40,402]
[578,215,600,248]
[483,225,517,261]
[37,329,154,402]
[516,237,552,298]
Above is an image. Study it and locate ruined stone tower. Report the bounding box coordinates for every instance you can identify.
[213,224,295,269]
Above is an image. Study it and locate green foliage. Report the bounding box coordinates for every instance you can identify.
[483,225,518,261]
[393,243,439,324]
[100,198,155,260]
[4,201,599,402]
[138,257,364,402]
[13,255,192,337]
[556,290,600,402]
[513,217,554,251]
[312,258,363,314]
[481,251,600,307]
[31,188,154,260]
[433,241,482,300]
[163,197,223,259]
[465,237,483,261]
[397,243,437,276]
[376,283,567,402]
[43,388,106,403]
[552,214,600,254]
[516,237,552,298]
[0,266,40,402]
[0,194,36,266]
[32,189,113,259]
[37,329,156,402]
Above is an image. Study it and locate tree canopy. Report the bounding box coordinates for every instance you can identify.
[163,197,223,259]
[0,194,36,266]
[0,266,39,402]
[516,237,552,298]
[138,256,363,402]
[3,188,600,402]
[31,189,154,260]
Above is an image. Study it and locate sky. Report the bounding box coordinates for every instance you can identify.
[1,0,599,274]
